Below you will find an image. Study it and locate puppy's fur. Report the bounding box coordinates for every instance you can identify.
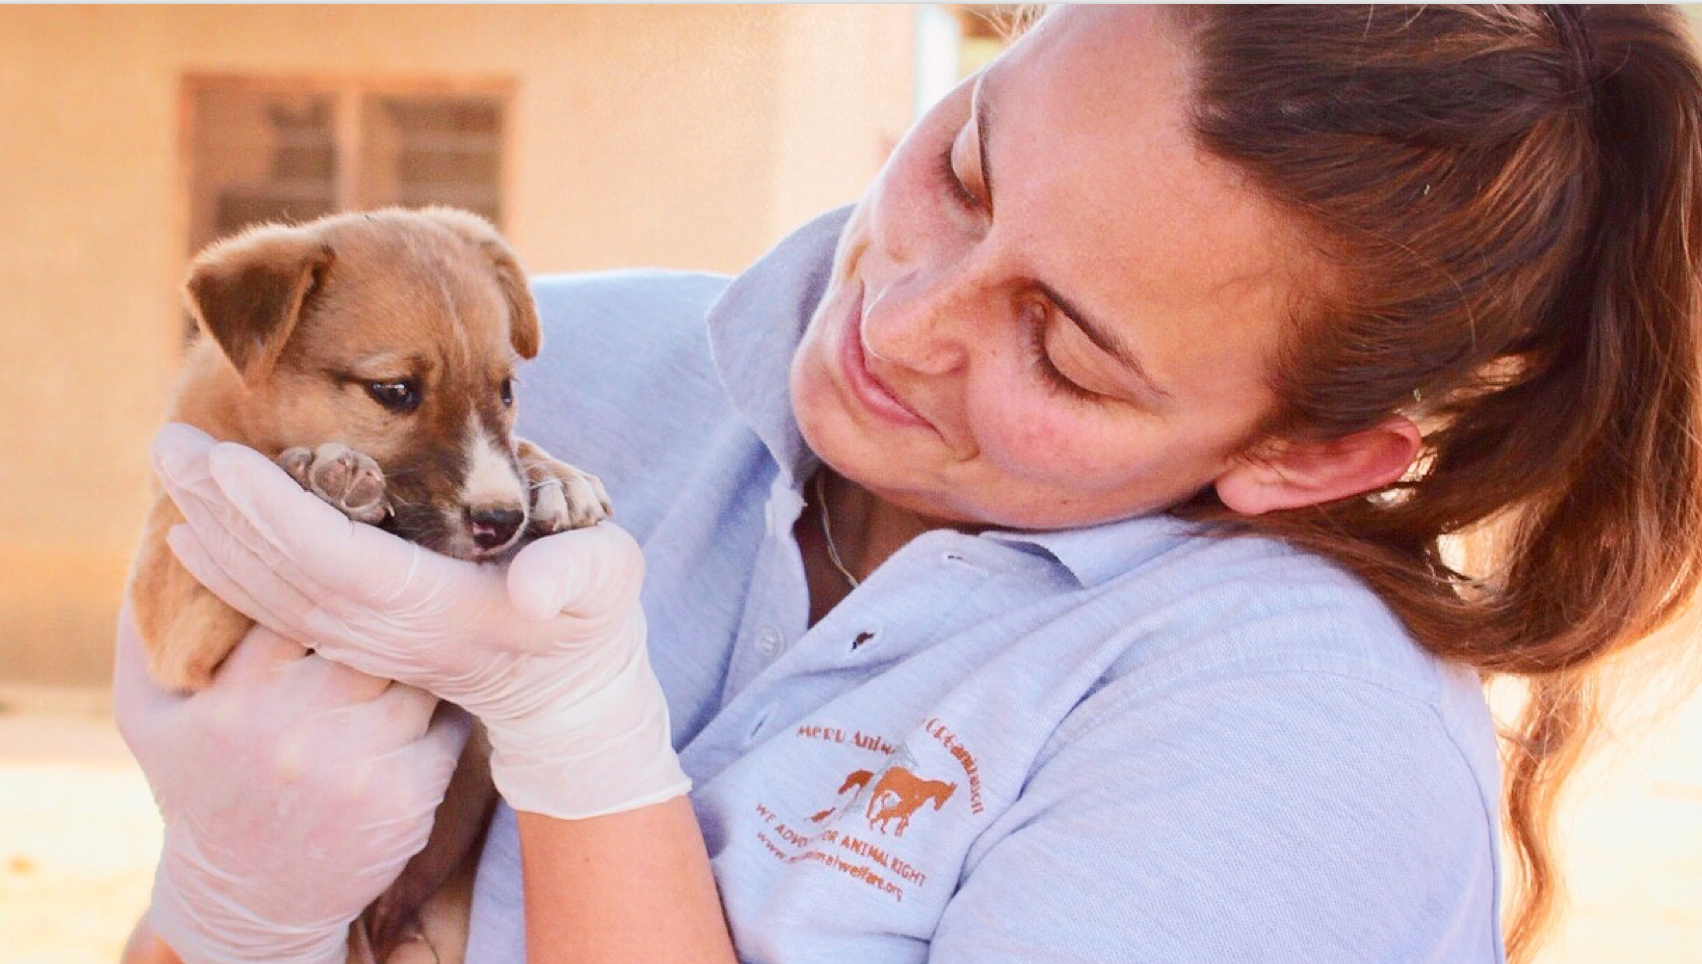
[129,207,610,964]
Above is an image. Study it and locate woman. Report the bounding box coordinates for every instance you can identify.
[118,6,1702,964]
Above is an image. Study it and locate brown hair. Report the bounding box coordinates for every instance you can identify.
[1137,5,1702,962]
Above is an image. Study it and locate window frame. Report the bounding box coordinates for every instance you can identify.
[177,72,517,260]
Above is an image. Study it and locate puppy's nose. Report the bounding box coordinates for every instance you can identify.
[468,506,524,551]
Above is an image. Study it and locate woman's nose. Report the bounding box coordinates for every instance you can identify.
[861,267,979,376]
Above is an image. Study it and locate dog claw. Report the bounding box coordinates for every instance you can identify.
[517,439,610,536]
[277,444,389,525]
[278,447,314,484]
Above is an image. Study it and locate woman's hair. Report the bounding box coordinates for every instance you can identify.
[1125,6,1702,962]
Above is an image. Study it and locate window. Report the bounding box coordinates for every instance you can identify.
[183,76,509,255]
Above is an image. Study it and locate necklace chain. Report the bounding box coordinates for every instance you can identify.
[814,470,861,590]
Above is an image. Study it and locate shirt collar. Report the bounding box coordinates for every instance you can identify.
[979,514,1198,588]
[706,205,1198,589]
[706,205,850,488]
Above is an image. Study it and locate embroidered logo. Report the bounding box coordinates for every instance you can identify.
[809,765,957,836]
[810,768,874,824]
[864,767,957,835]
[749,720,980,903]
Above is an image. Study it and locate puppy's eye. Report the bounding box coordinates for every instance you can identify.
[500,377,514,408]
[366,379,421,413]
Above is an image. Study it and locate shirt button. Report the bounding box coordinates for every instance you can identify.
[756,626,785,659]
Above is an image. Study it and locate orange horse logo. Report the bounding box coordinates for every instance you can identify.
[863,767,956,836]
[810,769,874,823]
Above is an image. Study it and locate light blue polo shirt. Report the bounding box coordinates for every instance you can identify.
[465,208,1505,963]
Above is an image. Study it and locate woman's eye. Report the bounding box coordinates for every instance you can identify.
[937,141,981,209]
[1023,306,1101,404]
[365,379,421,413]
[500,377,514,407]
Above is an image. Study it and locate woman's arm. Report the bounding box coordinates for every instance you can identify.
[517,799,736,964]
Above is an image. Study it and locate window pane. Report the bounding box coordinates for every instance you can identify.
[359,94,503,225]
[187,85,337,252]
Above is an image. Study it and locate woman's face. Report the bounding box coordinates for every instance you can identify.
[790,6,1304,530]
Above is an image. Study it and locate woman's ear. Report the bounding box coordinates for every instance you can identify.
[1213,415,1422,515]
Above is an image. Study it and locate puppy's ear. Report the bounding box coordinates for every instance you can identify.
[419,207,541,360]
[183,225,334,384]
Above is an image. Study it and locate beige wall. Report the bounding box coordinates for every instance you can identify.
[0,5,916,686]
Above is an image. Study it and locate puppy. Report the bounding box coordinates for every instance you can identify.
[127,207,608,964]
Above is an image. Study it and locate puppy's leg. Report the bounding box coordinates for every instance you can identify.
[367,863,476,964]
[517,438,611,534]
[279,443,389,524]
[366,724,494,964]
[129,494,254,691]
[130,441,391,689]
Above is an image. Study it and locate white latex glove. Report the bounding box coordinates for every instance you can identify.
[149,423,689,820]
[114,606,468,964]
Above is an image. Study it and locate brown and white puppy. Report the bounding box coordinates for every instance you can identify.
[127,207,607,964]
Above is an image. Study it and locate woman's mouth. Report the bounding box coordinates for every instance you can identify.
[838,284,934,430]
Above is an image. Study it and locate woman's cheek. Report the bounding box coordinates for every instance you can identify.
[972,388,1108,484]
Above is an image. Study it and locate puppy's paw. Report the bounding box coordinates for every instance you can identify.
[278,443,389,525]
[517,439,611,535]
[149,635,222,693]
[141,583,255,693]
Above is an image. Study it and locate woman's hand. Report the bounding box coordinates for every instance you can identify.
[149,423,690,819]
[113,607,468,964]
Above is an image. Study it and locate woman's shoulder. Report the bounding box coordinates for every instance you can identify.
[1066,521,1502,827]
[1092,522,1469,707]
[964,528,1506,961]
[528,267,733,359]
[514,269,748,527]
[521,268,734,425]
[975,618,1504,962]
